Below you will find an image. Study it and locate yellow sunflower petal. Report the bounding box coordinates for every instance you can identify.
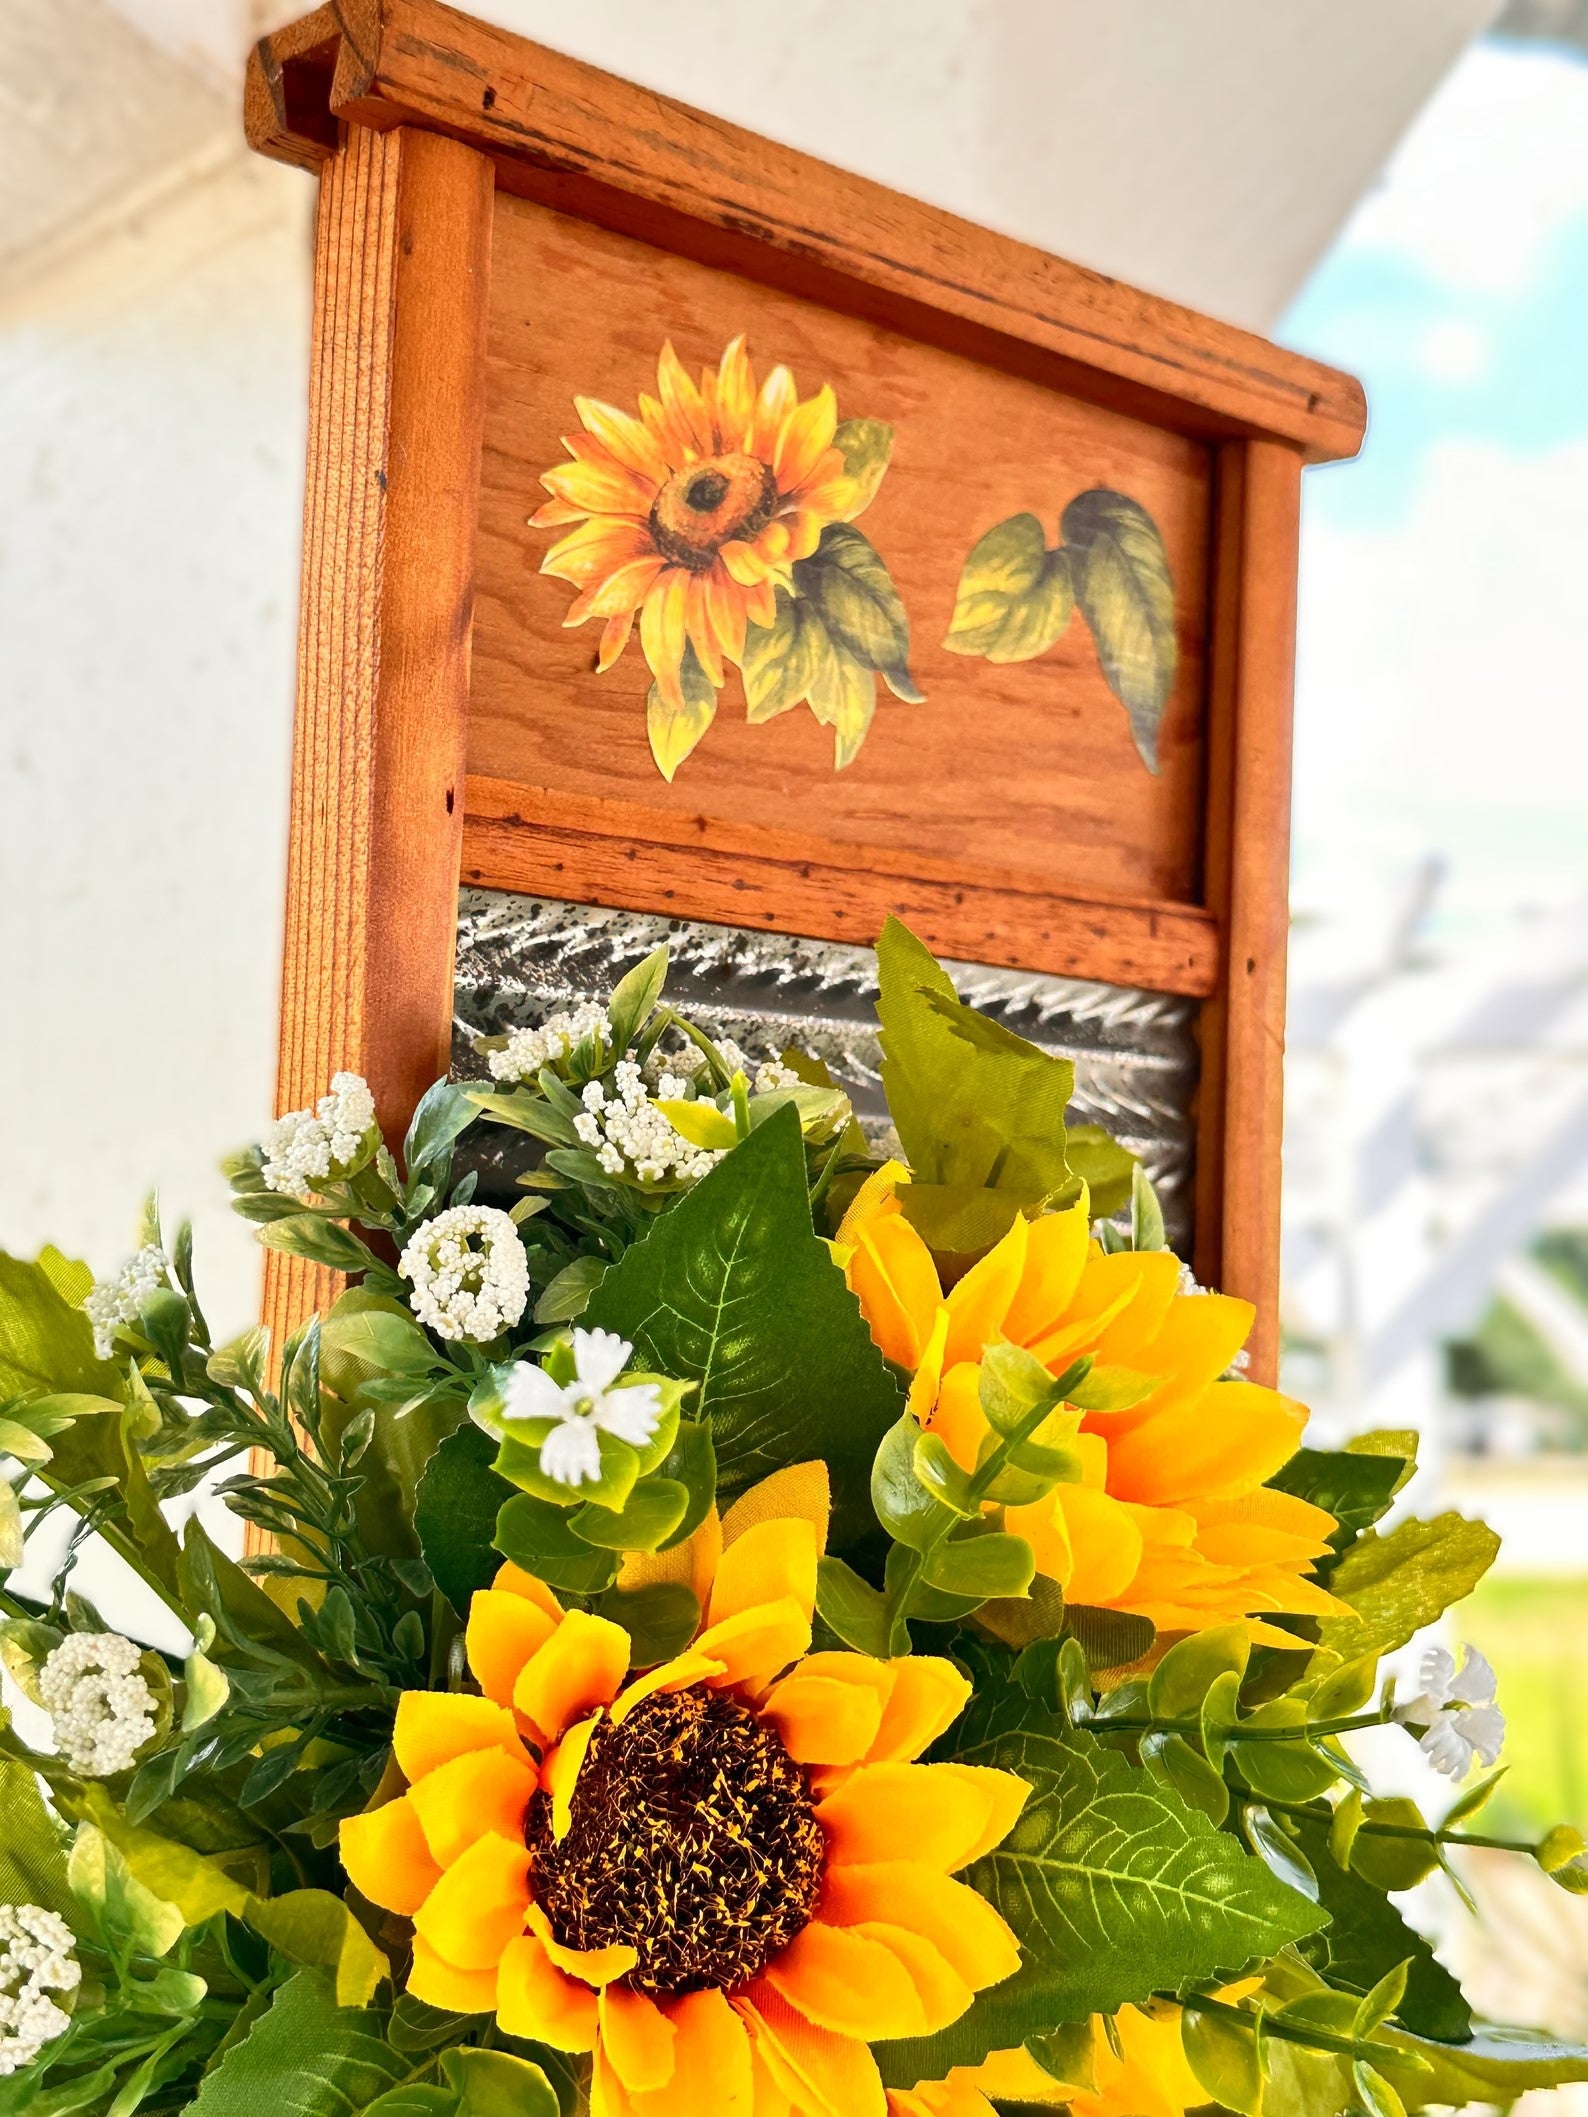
[411,1831,531,1970]
[738,1984,887,2117]
[866,1657,974,1763]
[392,1691,524,1785]
[1036,1483,1146,1605]
[544,1711,602,1841]
[407,1935,500,2014]
[338,1793,439,1915]
[492,1561,564,1616]
[618,1511,723,1611]
[709,1519,819,1629]
[526,1901,639,1988]
[713,334,756,452]
[496,1933,599,2051]
[847,1212,943,1371]
[856,1922,974,2033]
[693,1597,812,1691]
[765,1919,927,2038]
[611,1651,728,1724]
[820,1764,1028,1871]
[1107,1380,1307,1505]
[466,1587,560,1709]
[997,1199,1091,1348]
[598,608,635,671]
[818,1864,1021,1990]
[685,572,726,688]
[943,1215,1028,1368]
[639,568,691,711]
[906,1307,951,1427]
[407,1743,538,1869]
[773,384,839,494]
[655,340,714,458]
[514,1609,631,1745]
[721,1464,832,1554]
[542,456,658,517]
[761,1656,892,1765]
[600,1985,677,2094]
[835,1161,909,1246]
[574,395,672,483]
[650,1989,754,2114]
[750,366,797,459]
[929,1363,991,1474]
[566,554,668,627]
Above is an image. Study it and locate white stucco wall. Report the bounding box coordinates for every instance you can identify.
[0,0,1495,1342]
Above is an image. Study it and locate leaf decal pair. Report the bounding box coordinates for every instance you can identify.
[944,488,1177,772]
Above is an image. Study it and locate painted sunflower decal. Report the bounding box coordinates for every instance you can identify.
[530,336,922,780]
[837,1169,1344,1643]
[340,1469,1026,2117]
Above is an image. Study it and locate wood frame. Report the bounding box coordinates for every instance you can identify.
[249,0,1364,1384]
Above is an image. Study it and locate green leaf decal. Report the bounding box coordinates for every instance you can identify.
[187,1971,408,2116]
[797,522,921,701]
[1318,1512,1500,1664]
[832,415,894,520]
[1060,488,1177,771]
[880,1721,1323,2082]
[415,1423,511,1616]
[942,513,1074,664]
[741,592,836,725]
[583,1107,903,1543]
[807,632,878,770]
[646,642,718,783]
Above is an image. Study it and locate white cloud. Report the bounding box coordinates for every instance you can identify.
[1417,317,1492,383]
[1342,40,1588,292]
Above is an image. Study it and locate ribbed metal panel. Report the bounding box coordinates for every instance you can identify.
[453,889,1200,1252]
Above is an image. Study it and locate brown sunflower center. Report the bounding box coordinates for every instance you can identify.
[525,1684,823,1995]
[649,452,778,570]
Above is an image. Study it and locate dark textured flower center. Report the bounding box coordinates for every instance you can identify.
[650,453,778,570]
[526,1685,823,1995]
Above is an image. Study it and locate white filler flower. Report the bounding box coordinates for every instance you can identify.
[399,1205,529,1343]
[1394,1644,1506,1779]
[487,1004,611,1085]
[261,1071,377,1197]
[83,1244,168,1360]
[38,1632,158,1778]
[0,1904,79,2076]
[575,1061,724,1185]
[502,1327,663,1488]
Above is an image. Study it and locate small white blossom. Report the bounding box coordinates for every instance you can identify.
[261,1072,377,1198]
[1394,1644,1505,1779]
[83,1245,168,1360]
[399,1205,529,1343]
[501,1328,663,1488]
[0,1904,79,2076]
[487,1005,611,1086]
[38,1632,157,1778]
[573,1061,724,1186]
[663,1037,799,1096]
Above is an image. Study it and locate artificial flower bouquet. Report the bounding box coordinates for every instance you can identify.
[3,918,1588,2117]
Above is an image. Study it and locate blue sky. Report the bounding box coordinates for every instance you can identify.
[1278,36,1588,934]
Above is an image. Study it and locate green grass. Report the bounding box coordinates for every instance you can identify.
[1458,1575,1588,1838]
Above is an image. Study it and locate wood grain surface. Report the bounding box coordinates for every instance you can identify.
[1193,440,1302,1386]
[471,195,1212,911]
[262,121,493,1363]
[246,0,1365,461]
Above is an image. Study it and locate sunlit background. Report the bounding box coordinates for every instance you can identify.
[2,0,1586,2064]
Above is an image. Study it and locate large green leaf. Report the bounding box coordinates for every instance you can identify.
[1380,2024,1588,2107]
[741,591,835,724]
[582,1107,903,1544]
[875,917,1076,1254]
[0,1756,75,1920]
[187,1971,412,2116]
[1291,1817,1470,2041]
[941,513,1074,664]
[1317,1512,1500,1664]
[880,1713,1323,2084]
[414,1423,511,1617]
[248,1889,389,2007]
[1061,488,1176,771]
[1269,1442,1411,1566]
[0,1249,123,1402]
[795,522,922,705]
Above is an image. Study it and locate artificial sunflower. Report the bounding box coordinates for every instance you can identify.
[837,1170,1341,1644]
[891,1998,1231,2117]
[340,1465,1028,2117]
[531,335,857,717]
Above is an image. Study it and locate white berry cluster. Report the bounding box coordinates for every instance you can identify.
[38,1632,157,1778]
[486,1004,610,1086]
[399,1205,529,1343]
[671,1037,801,1096]
[575,1062,723,1185]
[0,1905,79,2076]
[261,1071,377,1197]
[83,1245,168,1361]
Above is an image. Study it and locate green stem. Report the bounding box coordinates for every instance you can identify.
[1169,1990,1404,2066]
[1253,1793,1538,1856]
